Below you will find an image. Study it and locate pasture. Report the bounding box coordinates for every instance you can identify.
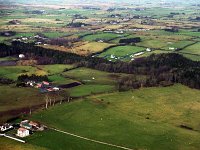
[82,33,125,42]
[0,85,46,123]
[68,84,116,97]
[0,64,75,80]
[181,42,200,55]
[62,67,127,85]
[136,39,171,49]
[162,40,195,50]
[28,84,200,150]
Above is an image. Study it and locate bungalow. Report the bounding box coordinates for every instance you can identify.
[146,48,151,52]
[20,120,32,130]
[134,52,145,57]
[17,128,29,137]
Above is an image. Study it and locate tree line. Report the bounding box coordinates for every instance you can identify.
[0,41,200,89]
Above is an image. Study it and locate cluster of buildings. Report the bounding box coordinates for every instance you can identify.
[12,34,47,45]
[103,29,124,34]
[0,120,45,138]
[17,120,44,137]
[26,81,60,93]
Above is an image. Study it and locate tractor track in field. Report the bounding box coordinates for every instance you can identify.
[50,127,135,150]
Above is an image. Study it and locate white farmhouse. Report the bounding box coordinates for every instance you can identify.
[169,47,175,50]
[146,48,151,52]
[19,54,25,59]
[17,128,29,137]
[134,52,144,57]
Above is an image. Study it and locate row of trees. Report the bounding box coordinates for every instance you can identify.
[0,77,14,85]
[17,74,49,82]
[1,41,200,89]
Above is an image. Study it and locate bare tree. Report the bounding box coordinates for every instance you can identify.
[45,94,49,109]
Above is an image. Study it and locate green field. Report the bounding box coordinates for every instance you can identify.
[48,74,76,84]
[68,84,116,97]
[76,42,114,54]
[82,33,125,42]
[38,64,74,75]
[136,39,170,49]
[62,67,125,85]
[181,42,200,55]
[0,64,74,80]
[162,40,195,50]
[0,66,39,80]
[180,53,200,61]
[26,84,200,150]
[97,45,145,61]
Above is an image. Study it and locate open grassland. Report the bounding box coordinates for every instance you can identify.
[28,84,200,150]
[181,42,200,55]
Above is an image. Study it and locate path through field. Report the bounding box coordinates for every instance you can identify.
[50,127,134,150]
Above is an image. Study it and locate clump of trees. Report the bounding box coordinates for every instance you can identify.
[8,20,21,25]
[67,22,89,28]
[0,31,16,37]
[17,74,49,82]
[119,37,141,44]
[0,77,14,84]
[47,38,78,47]
[164,27,179,33]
